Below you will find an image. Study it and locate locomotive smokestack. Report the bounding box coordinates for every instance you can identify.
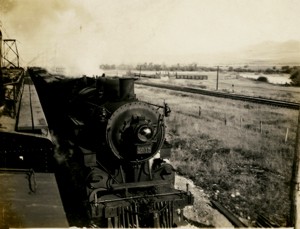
[119,78,135,100]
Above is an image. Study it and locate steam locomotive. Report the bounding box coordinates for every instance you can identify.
[29,68,193,228]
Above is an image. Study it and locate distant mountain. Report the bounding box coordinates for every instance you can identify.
[126,40,300,66]
[240,40,300,65]
[154,40,300,66]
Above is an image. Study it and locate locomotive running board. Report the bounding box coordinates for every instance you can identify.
[111,179,170,191]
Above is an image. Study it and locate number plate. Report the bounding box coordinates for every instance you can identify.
[137,145,152,154]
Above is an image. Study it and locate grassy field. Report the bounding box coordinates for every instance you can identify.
[135,70,300,103]
[135,81,299,226]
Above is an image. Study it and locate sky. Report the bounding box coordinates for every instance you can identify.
[0,0,300,75]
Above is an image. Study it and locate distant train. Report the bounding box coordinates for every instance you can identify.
[29,67,194,228]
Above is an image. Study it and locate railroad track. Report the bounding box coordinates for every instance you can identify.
[136,81,300,110]
[210,200,280,227]
[210,200,247,227]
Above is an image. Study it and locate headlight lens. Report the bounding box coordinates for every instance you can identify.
[137,126,153,142]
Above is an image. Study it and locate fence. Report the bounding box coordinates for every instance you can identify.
[176,105,294,143]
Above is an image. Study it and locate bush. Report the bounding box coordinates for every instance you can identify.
[257,76,268,82]
[290,67,300,86]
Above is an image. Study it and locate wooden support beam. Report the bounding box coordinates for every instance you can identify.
[290,108,300,228]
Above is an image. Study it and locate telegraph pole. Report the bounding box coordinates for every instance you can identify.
[216,66,219,90]
[290,108,300,228]
[139,65,142,78]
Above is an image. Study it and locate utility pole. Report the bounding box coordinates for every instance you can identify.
[290,108,300,228]
[216,66,219,90]
[139,65,142,78]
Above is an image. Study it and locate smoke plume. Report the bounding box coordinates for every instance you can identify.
[0,0,106,76]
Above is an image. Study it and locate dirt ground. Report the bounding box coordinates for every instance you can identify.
[175,175,234,228]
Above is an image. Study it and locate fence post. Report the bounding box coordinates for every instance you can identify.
[285,127,289,143]
[260,121,263,134]
[198,106,201,117]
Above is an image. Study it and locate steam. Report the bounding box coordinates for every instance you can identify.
[0,0,106,76]
[3,1,299,70]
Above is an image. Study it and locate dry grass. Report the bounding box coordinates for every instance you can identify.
[135,84,298,226]
[139,72,300,103]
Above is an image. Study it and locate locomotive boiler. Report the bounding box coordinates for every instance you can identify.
[65,76,193,227]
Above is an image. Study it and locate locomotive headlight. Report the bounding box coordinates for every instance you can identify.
[137,126,153,142]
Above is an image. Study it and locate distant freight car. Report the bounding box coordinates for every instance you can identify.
[133,73,161,79]
[175,74,208,80]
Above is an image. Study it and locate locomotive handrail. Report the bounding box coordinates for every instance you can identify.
[144,101,165,109]
[144,101,171,117]
[89,189,192,204]
[151,114,164,141]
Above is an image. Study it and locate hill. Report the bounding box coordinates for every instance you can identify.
[241,40,300,65]
[151,40,300,66]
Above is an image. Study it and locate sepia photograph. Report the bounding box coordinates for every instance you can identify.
[0,0,300,228]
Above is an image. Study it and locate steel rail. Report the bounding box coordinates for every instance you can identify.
[256,214,280,227]
[136,81,300,110]
[210,200,247,227]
